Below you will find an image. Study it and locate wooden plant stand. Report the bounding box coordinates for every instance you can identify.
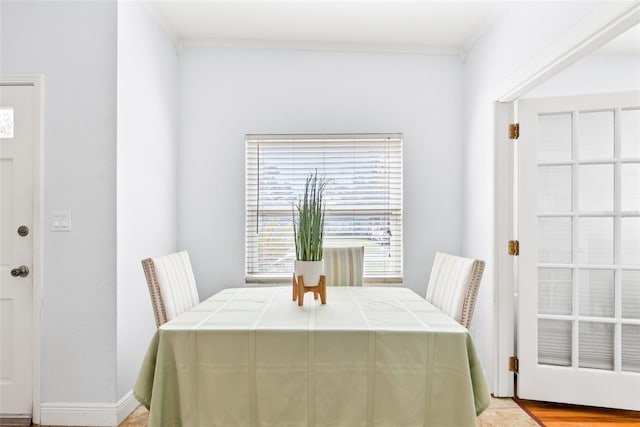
[292,274,326,306]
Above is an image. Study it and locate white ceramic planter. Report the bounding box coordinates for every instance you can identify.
[294,260,324,287]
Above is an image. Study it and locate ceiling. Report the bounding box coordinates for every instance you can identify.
[146,1,502,54]
[145,1,639,56]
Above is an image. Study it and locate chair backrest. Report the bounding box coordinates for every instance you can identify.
[141,250,200,328]
[425,252,485,328]
[324,246,365,286]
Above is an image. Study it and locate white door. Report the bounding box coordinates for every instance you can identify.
[518,91,640,410]
[0,84,35,419]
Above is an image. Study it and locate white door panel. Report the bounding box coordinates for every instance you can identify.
[518,91,640,410]
[0,84,34,417]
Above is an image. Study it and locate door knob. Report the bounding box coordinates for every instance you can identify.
[10,265,29,277]
[17,225,29,236]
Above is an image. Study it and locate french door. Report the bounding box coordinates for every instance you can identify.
[518,92,640,410]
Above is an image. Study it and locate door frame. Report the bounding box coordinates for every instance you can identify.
[1,75,44,424]
[492,2,640,397]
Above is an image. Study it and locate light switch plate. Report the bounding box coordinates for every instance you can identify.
[52,211,72,231]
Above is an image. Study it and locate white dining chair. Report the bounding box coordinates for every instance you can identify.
[141,250,200,328]
[425,252,485,328]
[323,246,365,286]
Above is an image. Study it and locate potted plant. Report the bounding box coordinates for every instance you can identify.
[292,170,327,287]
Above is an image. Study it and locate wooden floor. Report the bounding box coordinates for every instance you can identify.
[117,400,640,426]
[116,399,640,427]
[516,397,640,426]
[2,398,636,426]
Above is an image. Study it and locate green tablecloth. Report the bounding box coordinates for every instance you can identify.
[134,286,490,426]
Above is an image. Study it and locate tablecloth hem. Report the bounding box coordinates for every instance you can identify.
[133,390,151,411]
[475,398,490,416]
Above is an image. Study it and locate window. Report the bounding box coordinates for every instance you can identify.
[0,108,14,138]
[246,134,402,283]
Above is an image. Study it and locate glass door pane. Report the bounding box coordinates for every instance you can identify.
[621,109,640,158]
[538,319,572,366]
[538,217,572,263]
[621,270,640,319]
[578,164,613,212]
[538,113,572,161]
[538,166,572,212]
[577,217,614,265]
[578,111,614,159]
[538,268,572,315]
[578,270,614,317]
[622,324,640,373]
[579,322,614,370]
[621,163,640,211]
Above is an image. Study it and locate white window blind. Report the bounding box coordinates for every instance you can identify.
[246,134,403,283]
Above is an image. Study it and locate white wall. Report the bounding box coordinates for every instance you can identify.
[0,0,117,402]
[462,1,606,391]
[525,52,640,98]
[178,47,463,298]
[116,2,178,398]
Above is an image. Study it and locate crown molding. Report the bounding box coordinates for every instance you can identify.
[140,1,180,51]
[463,3,506,54]
[179,37,462,56]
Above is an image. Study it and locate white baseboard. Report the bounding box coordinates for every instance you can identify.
[40,391,139,426]
[117,391,140,425]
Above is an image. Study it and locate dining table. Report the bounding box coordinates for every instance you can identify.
[134,285,490,426]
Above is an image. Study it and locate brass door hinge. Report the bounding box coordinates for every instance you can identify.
[508,240,519,256]
[509,356,519,373]
[509,123,520,140]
